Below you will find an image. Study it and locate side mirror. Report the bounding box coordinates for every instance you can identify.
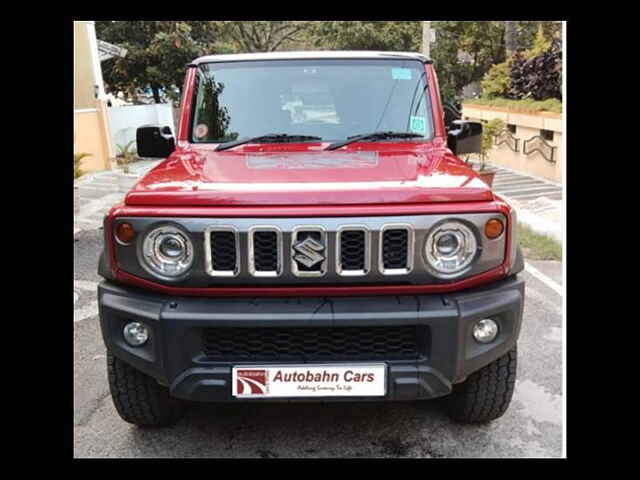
[136,125,175,158]
[447,120,482,156]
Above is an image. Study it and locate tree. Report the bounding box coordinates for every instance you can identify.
[216,21,311,52]
[430,21,562,101]
[309,21,421,51]
[431,21,506,101]
[504,21,518,56]
[95,21,222,104]
[516,21,562,52]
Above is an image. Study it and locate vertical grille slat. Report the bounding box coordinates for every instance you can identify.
[341,231,365,269]
[383,230,408,268]
[380,225,414,275]
[210,231,237,271]
[253,231,278,271]
[205,227,239,276]
[249,227,282,277]
[337,226,370,276]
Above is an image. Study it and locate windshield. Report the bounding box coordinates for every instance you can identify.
[190,59,434,144]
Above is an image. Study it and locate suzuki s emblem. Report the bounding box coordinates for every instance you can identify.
[292,236,326,268]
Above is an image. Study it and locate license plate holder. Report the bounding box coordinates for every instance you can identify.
[232,364,387,398]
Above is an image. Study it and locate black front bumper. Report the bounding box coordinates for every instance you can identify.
[98,276,524,402]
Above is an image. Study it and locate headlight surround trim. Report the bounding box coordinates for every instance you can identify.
[423,219,480,279]
[138,223,195,281]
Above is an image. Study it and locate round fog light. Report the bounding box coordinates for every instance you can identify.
[123,322,149,346]
[472,319,499,344]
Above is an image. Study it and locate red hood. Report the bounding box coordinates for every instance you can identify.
[125,143,494,207]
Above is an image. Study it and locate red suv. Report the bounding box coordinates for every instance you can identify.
[98,51,524,427]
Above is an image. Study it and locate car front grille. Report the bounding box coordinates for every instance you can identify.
[202,325,426,361]
[206,224,414,279]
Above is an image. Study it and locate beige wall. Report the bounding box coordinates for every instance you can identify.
[74,101,114,173]
[74,21,97,110]
[462,105,563,183]
[74,21,113,174]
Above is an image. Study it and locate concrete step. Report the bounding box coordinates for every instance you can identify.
[493,178,550,186]
[496,185,562,195]
[506,192,562,200]
[492,170,561,186]
[493,171,523,176]
[493,174,530,182]
[494,182,549,191]
[503,192,563,201]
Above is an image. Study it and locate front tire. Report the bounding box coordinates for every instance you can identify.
[107,351,184,427]
[445,346,517,424]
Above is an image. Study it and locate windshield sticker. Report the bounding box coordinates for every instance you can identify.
[194,124,208,139]
[409,116,426,135]
[391,68,412,80]
[245,152,379,170]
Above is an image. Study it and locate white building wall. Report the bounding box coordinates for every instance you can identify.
[107,104,176,154]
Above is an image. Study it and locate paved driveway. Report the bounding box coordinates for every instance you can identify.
[74,229,563,458]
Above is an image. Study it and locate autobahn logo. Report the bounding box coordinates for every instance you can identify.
[236,369,269,395]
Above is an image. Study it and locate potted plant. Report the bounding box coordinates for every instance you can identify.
[116,140,137,174]
[473,118,504,187]
[74,152,91,179]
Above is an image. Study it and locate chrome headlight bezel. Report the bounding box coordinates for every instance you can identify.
[423,220,480,279]
[138,224,194,281]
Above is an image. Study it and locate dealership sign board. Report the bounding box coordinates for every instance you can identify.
[98,40,127,62]
[232,365,387,397]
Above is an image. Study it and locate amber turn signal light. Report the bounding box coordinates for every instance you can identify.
[484,219,504,239]
[115,222,136,244]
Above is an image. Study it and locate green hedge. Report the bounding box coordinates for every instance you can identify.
[463,97,562,114]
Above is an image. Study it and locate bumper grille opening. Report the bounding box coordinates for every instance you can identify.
[202,326,426,361]
[340,230,365,271]
[210,231,237,272]
[382,229,409,269]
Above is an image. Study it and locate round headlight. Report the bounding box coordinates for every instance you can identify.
[424,221,478,279]
[139,225,194,279]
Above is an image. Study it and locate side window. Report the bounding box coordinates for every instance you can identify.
[191,69,237,143]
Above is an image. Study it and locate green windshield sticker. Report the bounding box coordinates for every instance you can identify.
[410,116,426,135]
[392,68,412,80]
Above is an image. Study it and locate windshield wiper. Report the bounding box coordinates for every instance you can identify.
[324,131,423,151]
[215,133,322,151]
